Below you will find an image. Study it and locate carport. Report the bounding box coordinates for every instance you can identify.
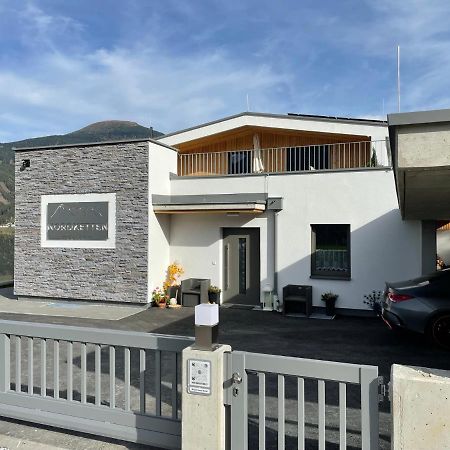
[388,108,450,273]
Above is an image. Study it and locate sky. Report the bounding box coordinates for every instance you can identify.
[1,0,450,142]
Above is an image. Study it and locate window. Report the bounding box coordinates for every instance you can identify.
[238,237,247,294]
[311,224,350,279]
[286,145,330,171]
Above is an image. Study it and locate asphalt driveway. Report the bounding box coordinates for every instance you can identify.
[0,304,449,449]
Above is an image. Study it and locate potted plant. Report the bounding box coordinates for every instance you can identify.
[363,290,384,316]
[208,285,221,304]
[321,292,339,316]
[152,287,167,308]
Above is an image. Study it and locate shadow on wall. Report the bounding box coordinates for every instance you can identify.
[263,208,421,310]
[168,208,421,310]
[169,213,257,249]
[156,214,170,243]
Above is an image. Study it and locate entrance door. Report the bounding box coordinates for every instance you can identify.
[222,228,260,305]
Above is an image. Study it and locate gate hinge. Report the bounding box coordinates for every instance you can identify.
[378,376,390,403]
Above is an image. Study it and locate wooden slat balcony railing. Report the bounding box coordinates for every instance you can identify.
[177,140,390,177]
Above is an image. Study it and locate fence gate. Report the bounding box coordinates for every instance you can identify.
[224,351,380,450]
[0,319,193,450]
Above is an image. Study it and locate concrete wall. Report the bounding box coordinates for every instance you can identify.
[169,169,422,310]
[14,141,149,303]
[397,123,450,168]
[148,142,178,293]
[421,220,437,274]
[392,364,450,450]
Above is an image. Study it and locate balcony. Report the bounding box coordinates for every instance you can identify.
[177,140,390,177]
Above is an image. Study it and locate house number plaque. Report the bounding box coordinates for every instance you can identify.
[187,359,211,395]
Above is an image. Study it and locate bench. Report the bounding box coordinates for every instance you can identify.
[283,284,312,317]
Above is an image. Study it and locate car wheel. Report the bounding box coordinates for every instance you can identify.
[430,314,450,349]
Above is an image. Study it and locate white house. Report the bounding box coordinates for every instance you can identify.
[15,111,435,313]
[154,112,425,313]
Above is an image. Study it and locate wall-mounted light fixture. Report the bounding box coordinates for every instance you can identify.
[20,159,30,172]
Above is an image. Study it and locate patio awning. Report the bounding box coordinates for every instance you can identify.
[152,193,268,214]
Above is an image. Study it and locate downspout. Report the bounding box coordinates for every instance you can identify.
[265,172,282,308]
[264,173,277,293]
[273,208,278,295]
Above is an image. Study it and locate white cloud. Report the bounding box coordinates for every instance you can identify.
[1,0,450,142]
[17,2,84,51]
[0,40,292,141]
[322,0,450,111]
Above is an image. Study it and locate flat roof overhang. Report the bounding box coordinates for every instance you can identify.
[388,109,450,220]
[152,193,268,214]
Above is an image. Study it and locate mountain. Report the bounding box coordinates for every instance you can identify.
[0,120,164,224]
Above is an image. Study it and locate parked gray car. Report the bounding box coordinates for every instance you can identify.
[382,268,450,348]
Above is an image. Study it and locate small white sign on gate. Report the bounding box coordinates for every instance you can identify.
[187,359,211,395]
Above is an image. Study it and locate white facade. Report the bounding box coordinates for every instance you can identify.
[165,170,422,310]
[147,141,178,299]
[147,113,424,311]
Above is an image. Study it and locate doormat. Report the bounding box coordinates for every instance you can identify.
[286,313,336,320]
[223,304,255,310]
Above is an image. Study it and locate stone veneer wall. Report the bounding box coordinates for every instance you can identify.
[14,141,149,303]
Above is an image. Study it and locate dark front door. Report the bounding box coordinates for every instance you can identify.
[222,228,260,305]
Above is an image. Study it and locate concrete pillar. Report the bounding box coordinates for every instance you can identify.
[391,364,450,449]
[181,344,231,450]
[421,220,436,274]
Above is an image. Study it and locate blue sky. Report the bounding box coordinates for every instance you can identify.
[1,0,450,141]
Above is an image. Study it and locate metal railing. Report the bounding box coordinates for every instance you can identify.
[0,320,194,449]
[225,351,379,450]
[178,140,390,177]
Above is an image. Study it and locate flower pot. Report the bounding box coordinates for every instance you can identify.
[325,298,336,316]
[208,292,220,304]
[157,302,167,309]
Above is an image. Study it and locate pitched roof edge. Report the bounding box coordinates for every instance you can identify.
[158,111,388,140]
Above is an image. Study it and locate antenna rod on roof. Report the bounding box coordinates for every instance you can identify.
[246,93,250,112]
[397,45,401,112]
